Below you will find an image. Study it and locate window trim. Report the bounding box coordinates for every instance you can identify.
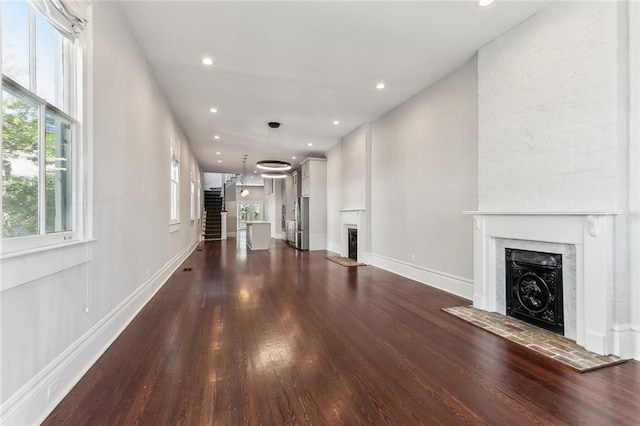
[2,78,79,253]
[1,0,83,255]
[169,134,180,225]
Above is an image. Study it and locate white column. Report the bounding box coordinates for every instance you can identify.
[220,212,227,240]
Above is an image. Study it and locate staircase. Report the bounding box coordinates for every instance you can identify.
[203,188,223,240]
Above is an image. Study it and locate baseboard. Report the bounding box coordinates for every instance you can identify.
[612,324,640,360]
[0,238,200,425]
[326,242,341,256]
[370,253,473,300]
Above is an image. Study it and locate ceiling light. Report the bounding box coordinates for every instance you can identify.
[216,152,221,155]
[478,0,495,6]
[333,120,340,126]
[292,156,296,159]
[201,56,214,66]
[256,122,292,171]
[376,82,385,90]
[210,107,218,113]
[253,170,257,173]
[218,160,222,163]
[214,135,220,140]
[261,172,287,179]
[308,143,313,147]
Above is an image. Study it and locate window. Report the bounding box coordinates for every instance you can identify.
[170,134,180,224]
[190,173,195,221]
[1,0,83,252]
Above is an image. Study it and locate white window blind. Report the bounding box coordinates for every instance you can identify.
[29,0,88,38]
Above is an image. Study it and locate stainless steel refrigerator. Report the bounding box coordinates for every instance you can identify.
[295,197,309,250]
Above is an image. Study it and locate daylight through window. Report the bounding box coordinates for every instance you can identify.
[1,0,80,251]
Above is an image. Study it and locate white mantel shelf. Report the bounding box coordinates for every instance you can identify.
[462,210,622,215]
[339,208,366,212]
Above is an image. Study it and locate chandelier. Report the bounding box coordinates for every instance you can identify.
[257,122,291,178]
[240,155,249,197]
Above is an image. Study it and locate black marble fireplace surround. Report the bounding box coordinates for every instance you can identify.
[506,248,564,334]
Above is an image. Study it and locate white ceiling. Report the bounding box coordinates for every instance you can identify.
[118,0,549,174]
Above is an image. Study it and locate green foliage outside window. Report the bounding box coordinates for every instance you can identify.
[2,90,40,237]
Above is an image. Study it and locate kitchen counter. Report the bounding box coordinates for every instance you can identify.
[246,221,271,250]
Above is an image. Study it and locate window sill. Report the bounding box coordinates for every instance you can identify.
[0,239,97,292]
[169,222,181,233]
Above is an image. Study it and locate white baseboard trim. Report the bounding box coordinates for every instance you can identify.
[612,324,640,360]
[0,238,200,425]
[326,242,341,255]
[370,253,473,300]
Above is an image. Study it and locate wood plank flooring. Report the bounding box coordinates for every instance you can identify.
[44,239,640,425]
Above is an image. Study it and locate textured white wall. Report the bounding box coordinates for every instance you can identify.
[0,2,201,420]
[478,1,621,211]
[326,143,343,252]
[341,125,367,210]
[371,56,478,282]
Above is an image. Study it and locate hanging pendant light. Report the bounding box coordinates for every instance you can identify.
[257,122,291,177]
[240,155,250,197]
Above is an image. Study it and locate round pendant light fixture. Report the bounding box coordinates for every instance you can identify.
[260,172,288,179]
[256,122,292,173]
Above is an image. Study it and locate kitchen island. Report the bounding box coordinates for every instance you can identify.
[246,221,271,250]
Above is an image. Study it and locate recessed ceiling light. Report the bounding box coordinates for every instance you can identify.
[201,56,214,66]
[213,135,220,140]
[478,0,495,7]
[292,156,296,159]
[332,120,340,126]
[216,152,221,155]
[210,107,218,113]
[217,160,222,163]
[253,170,257,173]
[376,82,385,90]
[308,143,313,147]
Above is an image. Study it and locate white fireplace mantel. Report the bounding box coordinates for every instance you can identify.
[463,210,622,356]
[339,209,368,263]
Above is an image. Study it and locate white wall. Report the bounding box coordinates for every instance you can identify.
[369,57,478,297]
[629,0,640,361]
[341,125,368,210]
[326,143,343,254]
[477,2,622,212]
[203,172,223,190]
[0,2,201,423]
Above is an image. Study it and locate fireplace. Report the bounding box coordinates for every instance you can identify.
[465,211,621,356]
[339,209,367,264]
[348,228,357,261]
[505,248,564,334]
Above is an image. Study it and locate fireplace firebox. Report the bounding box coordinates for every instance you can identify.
[506,248,564,334]
[348,228,357,261]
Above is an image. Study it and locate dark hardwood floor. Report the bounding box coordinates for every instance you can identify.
[44,238,640,425]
